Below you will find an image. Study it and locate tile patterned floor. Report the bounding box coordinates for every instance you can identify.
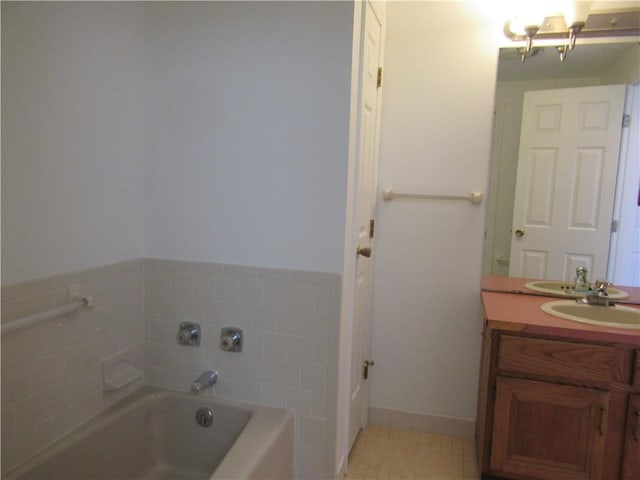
[346,425,480,480]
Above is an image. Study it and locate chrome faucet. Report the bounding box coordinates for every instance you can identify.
[192,370,218,392]
[572,266,590,292]
[577,279,614,307]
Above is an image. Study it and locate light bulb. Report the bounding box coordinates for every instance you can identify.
[564,1,592,28]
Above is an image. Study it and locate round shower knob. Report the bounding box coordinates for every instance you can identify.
[220,327,243,352]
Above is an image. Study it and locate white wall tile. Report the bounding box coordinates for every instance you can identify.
[276,307,304,336]
[223,264,257,278]
[259,383,287,407]
[143,260,341,479]
[237,276,264,304]
[250,304,277,332]
[1,365,33,406]
[1,258,148,472]
[263,278,292,306]
[180,347,207,372]
[273,361,301,388]
[288,336,315,363]
[226,354,253,381]
[301,363,327,392]
[286,387,313,417]
[250,357,275,383]
[172,271,197,298]
[242,330,264,357]
[194,275,216,299]
[263,332,290,360]
[2,260,339,478]
[290,282,317,310]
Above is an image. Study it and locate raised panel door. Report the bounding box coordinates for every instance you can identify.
[491,376,609,480]
[509,85,626,279]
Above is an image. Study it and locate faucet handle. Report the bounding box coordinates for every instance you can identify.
[573,266,590,291]
[594,279,611,294]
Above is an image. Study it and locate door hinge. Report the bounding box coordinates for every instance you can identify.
[377,67,382,88]
[369,219,375,239]
[623,114,631,128]
[611,220,619,233]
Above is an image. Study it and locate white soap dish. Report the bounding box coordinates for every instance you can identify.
[102,348,142,392]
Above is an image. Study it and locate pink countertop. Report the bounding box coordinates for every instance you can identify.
[481,275,640,305]
[482,291,640,346]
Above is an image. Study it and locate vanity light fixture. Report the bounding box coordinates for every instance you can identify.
[564,1,592,50]
[504,3,640,63]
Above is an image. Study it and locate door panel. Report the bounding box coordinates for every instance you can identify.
[348,1,382,452]
[526,149,556,226]
[510,85,626,280]
[491,377,609,480]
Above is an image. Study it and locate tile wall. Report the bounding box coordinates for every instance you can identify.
[144,258,341,479]
[1,260,146,474]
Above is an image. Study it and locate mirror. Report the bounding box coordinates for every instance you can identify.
[482,41,640,298]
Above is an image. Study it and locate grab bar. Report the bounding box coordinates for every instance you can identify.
[1,296,92,336]
[382,188,483,205]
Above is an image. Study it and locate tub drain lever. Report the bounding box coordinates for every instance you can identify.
[195,407,214,427]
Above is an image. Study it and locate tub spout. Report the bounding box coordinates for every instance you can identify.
[192,370,218,392]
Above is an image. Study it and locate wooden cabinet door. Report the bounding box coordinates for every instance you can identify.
[622,395,640,480]
[491,377,610,480]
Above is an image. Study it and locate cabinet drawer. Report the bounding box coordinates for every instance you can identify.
[498,335,629,384]
[633,351,640,388]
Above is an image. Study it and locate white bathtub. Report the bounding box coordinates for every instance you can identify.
[4,387,294,480]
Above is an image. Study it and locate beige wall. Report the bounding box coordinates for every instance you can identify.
[369,1,498,422]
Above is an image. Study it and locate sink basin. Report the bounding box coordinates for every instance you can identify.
[525,281,629,300]
[541,300,640,329]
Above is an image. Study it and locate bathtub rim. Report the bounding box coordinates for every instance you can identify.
[3,386,293,480]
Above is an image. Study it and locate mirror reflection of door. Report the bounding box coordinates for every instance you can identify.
[509,85,626,280]
[483,43,640,285]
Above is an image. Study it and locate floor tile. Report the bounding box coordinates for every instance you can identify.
[346,425,480,480]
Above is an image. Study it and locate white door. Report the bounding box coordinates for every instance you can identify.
[509,85,626,280]
[349,1,382,452]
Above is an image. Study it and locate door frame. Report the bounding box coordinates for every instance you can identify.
[608,83,639,286]
[336,1,386,477]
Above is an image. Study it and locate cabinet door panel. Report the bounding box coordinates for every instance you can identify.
[491,377,609,480]
[622,395,640,479]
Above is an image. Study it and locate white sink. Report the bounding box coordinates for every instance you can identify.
[541,300,640,329]
[525,280,629,300]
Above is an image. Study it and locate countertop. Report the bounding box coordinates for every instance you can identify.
[482,291,640,346]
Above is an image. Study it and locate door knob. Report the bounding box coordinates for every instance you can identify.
[515,229,525,238]
[357,245,372,257]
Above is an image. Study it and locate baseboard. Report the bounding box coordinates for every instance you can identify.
[368,406,476,439]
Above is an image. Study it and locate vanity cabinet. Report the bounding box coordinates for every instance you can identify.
[477,331,638,480]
